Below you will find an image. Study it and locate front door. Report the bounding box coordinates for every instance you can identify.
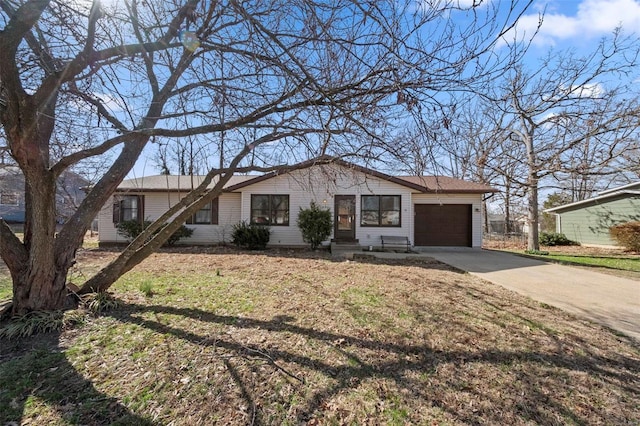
[334,195,356,241]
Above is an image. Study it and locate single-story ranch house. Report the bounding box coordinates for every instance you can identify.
[98,158,497,249]
[545,181,640,247]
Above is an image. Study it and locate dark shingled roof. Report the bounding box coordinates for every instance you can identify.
[115,175,256,192]
[115,157,497,194]
[395,175,497,193]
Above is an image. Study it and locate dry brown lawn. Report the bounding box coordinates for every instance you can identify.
[1,246,639,425]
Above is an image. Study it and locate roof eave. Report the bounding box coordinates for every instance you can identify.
[415,188,498,194]
[598,181,640,195]
[545,190,640,213]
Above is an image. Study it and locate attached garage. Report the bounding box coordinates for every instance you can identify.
[414,204,472,247]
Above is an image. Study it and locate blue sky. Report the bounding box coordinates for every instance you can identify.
[503,0,640,51]
[126,0,640,178]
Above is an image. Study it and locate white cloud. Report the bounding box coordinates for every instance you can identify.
[505,0,640,47]
[548,83,605,101]
[569,82,605,98]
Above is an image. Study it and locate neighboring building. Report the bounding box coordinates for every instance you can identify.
[0,165,89,225]
[545,182,640,247]
[98,158,497,248]
[0,167,24,223]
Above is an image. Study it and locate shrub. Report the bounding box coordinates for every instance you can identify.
[116,220,193,246]
[539,232,578,247]
[232,221,270,250]
[116,219,150,241]
[297,202,332,250]
[610,221,640,252]
[165,225,194,246]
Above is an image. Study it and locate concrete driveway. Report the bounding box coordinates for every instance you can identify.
[417,248,640,342]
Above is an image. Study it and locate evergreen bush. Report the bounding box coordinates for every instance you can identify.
[116,220,150,241]
[231,221,270,250]
[297,202,332,250]
[165,225,194,246]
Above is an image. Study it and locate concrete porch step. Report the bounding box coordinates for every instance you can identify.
[330,242,362,259]
[331,242,362,251]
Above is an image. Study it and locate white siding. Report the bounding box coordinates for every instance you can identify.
[97,194,147,244]
[97,165,487,248]
[98,192,241,245]
[238,165,413,247]
[187,193,240,244]
[411,193,484,248]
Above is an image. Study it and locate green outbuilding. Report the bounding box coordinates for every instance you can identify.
[545,182,640,247]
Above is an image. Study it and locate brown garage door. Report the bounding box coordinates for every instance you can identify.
[414,204,472,247]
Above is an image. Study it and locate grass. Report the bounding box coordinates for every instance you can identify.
[539,253,640,271]
[0,275,10,301]
[511,249,640,272]
[1,247,639,425]
[491,240,640,273]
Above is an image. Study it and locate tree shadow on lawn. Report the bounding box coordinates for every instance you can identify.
[106,302,640,425]
[0,330,156,425]
[141,245,459,269]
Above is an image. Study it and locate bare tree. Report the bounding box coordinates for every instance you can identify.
[390,97,529,235]
[393,30,640,250]
[549,119,640,201]
[153,136,216,175]
[0,0,532,315]
[492,31,640,250]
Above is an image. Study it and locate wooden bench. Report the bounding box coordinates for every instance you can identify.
[380,235,411,252]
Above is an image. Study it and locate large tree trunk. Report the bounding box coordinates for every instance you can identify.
[526,174,540,251]
[2,86,78,314]
[12,265,70,314]
[11,172,74,315]
[524,131,540,251]
[511,118,540,252]
[5,139,151,314]
[504,184,511,234]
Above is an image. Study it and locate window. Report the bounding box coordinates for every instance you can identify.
[112,195,144,223]
[186,198,219,224]
[361,195,401,227]
[0,191,19,206]
[251,194,289,226]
